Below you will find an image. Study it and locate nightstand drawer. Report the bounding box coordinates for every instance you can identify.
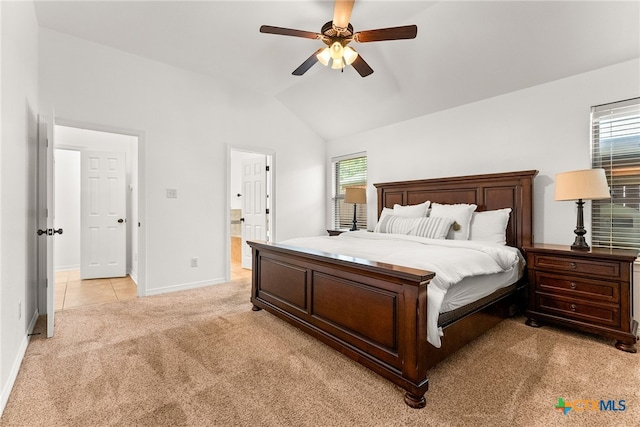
[535,272,620,303]
[532,255,621,279]
[536,294,620,328]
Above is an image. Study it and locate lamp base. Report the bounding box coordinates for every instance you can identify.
[570,199,590,251]
[570,236,590,251]
[350,203,358,231]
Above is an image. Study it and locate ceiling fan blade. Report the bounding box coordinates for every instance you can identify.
[354,25,418,43]
[351,55,374,77]
[260,25,321,40]
[333,0,355,29]
[292,48,325,76]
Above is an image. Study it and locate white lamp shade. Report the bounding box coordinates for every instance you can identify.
[554,168,611,201]
[344,187,366,204]
[343,46,358,65]
[316,48,331,66]
[330,41,344,60]
[331,57,344,70]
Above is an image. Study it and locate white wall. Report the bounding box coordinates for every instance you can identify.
[327,59,640,247]
[39,29,326,295]
[0,0,39,414]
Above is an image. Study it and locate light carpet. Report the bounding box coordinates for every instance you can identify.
[1,278,638,426]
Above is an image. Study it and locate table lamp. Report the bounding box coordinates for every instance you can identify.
[344,187,367,231]
[554,168,610,250]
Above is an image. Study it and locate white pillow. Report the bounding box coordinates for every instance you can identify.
[375,215,454,239]
[430,203,477,240]
[393,201,430,217]
[379,207,393,219]
[374,208,393,233]
[468,208,512,245]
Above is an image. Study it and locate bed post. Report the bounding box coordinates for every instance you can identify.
[400,279,430,408]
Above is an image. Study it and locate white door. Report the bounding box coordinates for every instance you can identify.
[37,114,56,337]
[80,151,127,279]
[241,156,267,269]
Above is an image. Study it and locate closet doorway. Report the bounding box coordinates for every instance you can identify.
[53,125,141,310]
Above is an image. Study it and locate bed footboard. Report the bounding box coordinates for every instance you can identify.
[249,240,435,408]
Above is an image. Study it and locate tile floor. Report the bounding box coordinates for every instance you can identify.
[231,261,252,281]
[55,263,251,311]
[55,270,138,311]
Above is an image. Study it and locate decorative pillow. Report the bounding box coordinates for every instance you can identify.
[393,200,430,217]
[373,208,394,233]
[468,208,512,244]
[374,208,391,233]
[379,207,393,220]
[430,203,477,240]
[375,215,454,239]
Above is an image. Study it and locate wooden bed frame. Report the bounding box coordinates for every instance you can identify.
[249,170,538,408]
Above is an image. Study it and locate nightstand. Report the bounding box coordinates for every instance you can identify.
[524,243,638,353]
[327,229,347,236]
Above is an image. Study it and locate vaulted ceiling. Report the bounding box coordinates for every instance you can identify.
[33,1,640,141]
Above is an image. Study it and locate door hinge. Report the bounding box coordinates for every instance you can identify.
[45,278,48,288]
[45,208,49,218]
[266,208,270,214]
[266,165,270,172]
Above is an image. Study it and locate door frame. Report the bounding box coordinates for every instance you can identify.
[53,118,147,296]
[226,145,275,281]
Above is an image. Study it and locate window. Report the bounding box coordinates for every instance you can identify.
[591,98,640,251]
[332,153,367,230]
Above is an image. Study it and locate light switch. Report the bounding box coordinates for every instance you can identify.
[166,188,178,198]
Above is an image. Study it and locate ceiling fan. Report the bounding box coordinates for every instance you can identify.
[260,0,417,77]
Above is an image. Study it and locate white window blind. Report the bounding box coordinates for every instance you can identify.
[332,154,367,230]
[591,97,640,251]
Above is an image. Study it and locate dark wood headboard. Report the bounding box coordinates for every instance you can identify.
[374,170,538,250]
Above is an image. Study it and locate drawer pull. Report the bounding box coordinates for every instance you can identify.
[570,262,577,269]
[570,282,577,289]
[570,304,577,312]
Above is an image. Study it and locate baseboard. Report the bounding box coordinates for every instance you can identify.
[144,278,227,297]
[128,269,138,285]
[55,264,80,272]
[0,309,39,417]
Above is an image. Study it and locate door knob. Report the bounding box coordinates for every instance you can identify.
[53,228,63,235]
[117,218,125,223]
[240,217,245,222]
[37,229,48,236]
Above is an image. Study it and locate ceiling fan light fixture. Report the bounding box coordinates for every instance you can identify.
[260,0,417,77]
[343,46,358,65]
[330,41,344,60]
[317,47,331,66]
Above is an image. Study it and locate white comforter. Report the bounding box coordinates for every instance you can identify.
[281,231,523,348]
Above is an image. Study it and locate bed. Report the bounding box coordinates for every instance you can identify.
[249,170,537,408]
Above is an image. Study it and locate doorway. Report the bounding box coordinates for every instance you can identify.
[228,147,274,281]
[53,125,141,309]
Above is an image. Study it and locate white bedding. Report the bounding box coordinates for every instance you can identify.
[440,261,523,313]
[280,230,524,348]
